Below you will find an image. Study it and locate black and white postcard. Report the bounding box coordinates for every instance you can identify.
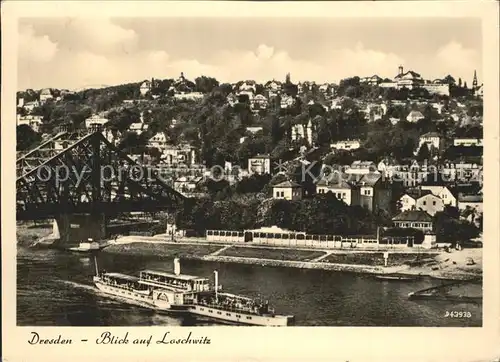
[2,1,499,361]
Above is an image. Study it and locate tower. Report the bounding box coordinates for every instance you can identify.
[472,70,478,89]
[285,72,291,84]
[398,65,404,76]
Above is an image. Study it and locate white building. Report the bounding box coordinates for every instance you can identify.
[248,154,271,174]
[330,140,361,151]
[420,185,457,207]
[453,138,483,147]
[415,193,444,216]
[128,112,149,135]
[280,95,295,109]
[140,80,152,96]
[85,115,109,131]
[418,132,441,151]
[291,119,313,145]
[273,181,302,201]
[17,115,43,132]
[345,161,378,175]
[39,88,53,103]
[23,100,40,113]
[406,110,425,123]
[148,132,168,150]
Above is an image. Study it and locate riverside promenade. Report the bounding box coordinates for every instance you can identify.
[103,235,483,280]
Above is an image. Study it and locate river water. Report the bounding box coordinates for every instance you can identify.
[17,246,482,327]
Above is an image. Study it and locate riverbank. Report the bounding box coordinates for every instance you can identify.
[101,236,482,281]
[16,225,482,281]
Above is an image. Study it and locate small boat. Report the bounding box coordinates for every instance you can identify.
[68,239,102,253]
[375,273,420,281]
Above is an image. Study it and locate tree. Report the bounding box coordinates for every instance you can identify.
[434,211,480,246]
[195,76,220,94]
[416,143,431,162]
[17,125,41,151]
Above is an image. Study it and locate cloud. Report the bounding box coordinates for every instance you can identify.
[17,19,481,90]
[435,41,480,81]
[19,24,58,62]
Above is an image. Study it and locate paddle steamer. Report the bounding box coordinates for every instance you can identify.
[93,258,294,326]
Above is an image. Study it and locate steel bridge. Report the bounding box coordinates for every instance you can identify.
[17,131,186,241]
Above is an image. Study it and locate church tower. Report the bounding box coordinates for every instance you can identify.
[285,72,291,84]
[472,70,478,89]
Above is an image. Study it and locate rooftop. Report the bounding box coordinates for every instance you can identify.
[104,272,139,282]
[392,210,433,222]
[274,180,301,188]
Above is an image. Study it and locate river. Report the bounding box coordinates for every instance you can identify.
[17,246,482,327]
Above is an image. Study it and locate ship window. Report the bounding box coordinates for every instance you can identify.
[214,231,219,236]
[209,310,213,313]
[217,311,222,315]
[207,230,213,236]
[236,315,241,318]
[274,233,282,239]
[200,308,204,311]
[226,313,231,316]
[238,232,244,237]
[246,316,252,320]
[232,231,238,237]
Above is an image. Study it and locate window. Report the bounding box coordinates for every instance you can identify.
[209,310,213,313]
[217,311,222,315]
[236,315,241,318]
[246,316,252,320]
[364,189,371,196]
[342,193,346,199]
[433,201,436,206]
[281,191,285,197]
[423,201,426,205]
[276,192,280,197]
[226,313,231,316]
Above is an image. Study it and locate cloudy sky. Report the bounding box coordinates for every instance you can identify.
[18,17,482,90]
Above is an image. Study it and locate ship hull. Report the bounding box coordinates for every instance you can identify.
[186,304,293,326]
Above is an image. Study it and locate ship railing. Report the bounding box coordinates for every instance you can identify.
[196,301,267,315]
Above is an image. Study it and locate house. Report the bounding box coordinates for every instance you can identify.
[245,126,263,135]
[128,112,149,135]
[392,210,434,233]
[330,139,361,151]
[356,172,391,213]
[418,132,441,151]
[17,115,43,132]
[39,88,53,103]
[161,144,197,166]
[365,104,386,122]
[265,80,281,94]
[140,80,152,96]
[173,176,203,194]
[394,66,425,89]
[453,138,483,147]
[148,132,168,151]
[248,154,271,174]
[457,194,483,217]
[291,120,313,146]
[280,95,295,109]
[415,193,444,216]
[252,94,268,109]
[316,174,358,206]
[420,185,457,207]
[85,114,109,131]
[406,110,425,123]
[398,189,432,212]
[345,161,378,175]
[273,180,302,201]
[360,75,382,86]
[23,100,40,112]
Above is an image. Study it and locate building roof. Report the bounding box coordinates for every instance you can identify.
[250,153,270,159]
[40,88,52,95]
[407,110,424,118]
[316,173,354,189]
[395,70,422,79]
[458,194,483,203]
[357,172,382,187]
[421,132,441,138]
[274,180,301,188]
[392,210,433,222]
[402,189,432,200]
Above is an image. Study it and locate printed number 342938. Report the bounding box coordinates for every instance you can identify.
[444,311,472,318]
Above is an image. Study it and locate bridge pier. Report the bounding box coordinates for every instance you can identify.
[53,213,106,245]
